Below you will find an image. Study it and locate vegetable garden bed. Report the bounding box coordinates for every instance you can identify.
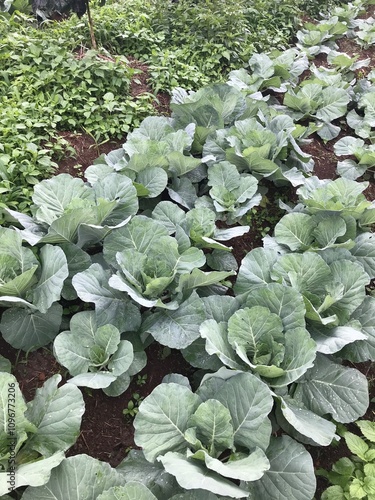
[1,1,375,499]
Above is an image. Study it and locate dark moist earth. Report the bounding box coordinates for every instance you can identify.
[2,9,375,500]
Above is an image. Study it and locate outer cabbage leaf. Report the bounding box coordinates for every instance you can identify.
[275,395,336,446]
[96,482,158,500]
[134,383,201,462]
[340,296,375,362]
[72,263,141,333]
[274,213,316,251]
[234,248,278,294]
[198,372,273,452]
[246,436,316,500]
[293,354,369,423]
[158,453,249,499]
[0,303,63,351]
[141,292,206,349]
[22,374,84,457]
[117,449,179,499]
[21,455,126,500]
[244,283,306,332]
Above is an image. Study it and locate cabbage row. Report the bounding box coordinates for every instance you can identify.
[0,1,374,498]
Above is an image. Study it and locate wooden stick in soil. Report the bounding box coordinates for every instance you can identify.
[85,0,97,50]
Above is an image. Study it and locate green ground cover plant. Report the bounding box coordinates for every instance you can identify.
[318,420,375,499]
[0,0,374,498]
[0,0,352,212]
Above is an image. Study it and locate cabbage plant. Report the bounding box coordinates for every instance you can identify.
[227,49,309,94]
[201,162,261,224]
[0,373,84,495]
[203,114,313,187]
[86,116,206,198]
[334,136,375,180]
[103,215,234,310]
[0,227,68,350]
[5,172,138,247]
[133,372,316,499]
[53,311,146,396]
[282,81,350,140]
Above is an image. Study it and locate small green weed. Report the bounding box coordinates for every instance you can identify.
[136,374,148,386]
[123,393,143,418]
[318,420,375,500]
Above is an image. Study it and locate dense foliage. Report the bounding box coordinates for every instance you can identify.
[0,0,374,499]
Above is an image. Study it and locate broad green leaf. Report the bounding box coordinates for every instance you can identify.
[228,306,283,348]
[21,455,125,499]
[0,355,11,373]
[0,373,36,458]
[202,296,240,323]
[200,320,244,370]
[274,213,316,251]
[189,400,234,455]
[23,375,84,457]
[309,325,367,355]
[316,87,350,123]
[93,172,138,222]
[0,265,38,297]
[0,227,38,272]
[141,292,206,349]
[0,452,64,495]
[192,448,269,481]
[245,283,306,332]
[182,338,223,371]
[294,354,369,423]
[32,174,94,224]
[39,208,97,245]
[0,303,62,351]
[277,396,336,446]
[209,372,273,452]
[53,331,93,376]
[134,383,201,461]
[272,252,332,296]
[31,245,68,313]
[269,328,316,387]
[351,233,375,279]
[177,269,235,295]
[73,264,141,333]
[313,216,347,248]
[103,216,169,266]
[208,162,240,192]
[103,371,131,397]
[107,340,134,376]
[137,167,168,198]
[357,421,375,443]
[152,201,186,234]
[340,296,375,362]
[207,250,238,272]
[234,248,278,295]
[117,449,179,499]
[68,372,116,389]
[321,485,345,500]
[329,259,369,318]
[247,436,316,500]
[344,432,368,461]
[337,159,368,180]
[167,152,202,176]
[95,325,121,357]
[97,482,158,500]
[168,177,198,210]
[60,243,91,300]
[158,452,249,498]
